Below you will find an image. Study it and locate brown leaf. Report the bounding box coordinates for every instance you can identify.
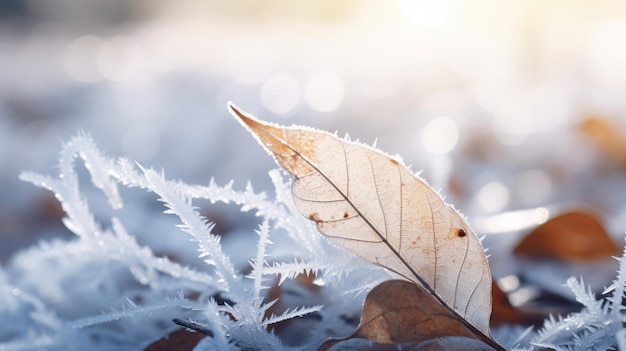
[580,115,626,165]
[144,328,204,351]
[490,281,546,327]
[513,210,619,261]
[400,337,498,351]
[229,104,500,349]
[263,277,284,331]
[318,280,494,351]
[357,337,496,351]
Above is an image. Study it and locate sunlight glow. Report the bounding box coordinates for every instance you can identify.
[473,64,521,112]
[587,19,626,84]
[498,275,520,292]
[422,116,459,155]
[397,0,451,28]
[509,287,540,307]
[260,73,301,115]
[474,207,549,234]
[476,181,509,213]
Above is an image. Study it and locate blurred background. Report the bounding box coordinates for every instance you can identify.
[2,0,626,264]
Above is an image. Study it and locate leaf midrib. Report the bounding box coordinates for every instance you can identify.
[247,118,504,351]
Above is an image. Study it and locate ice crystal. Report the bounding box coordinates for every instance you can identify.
[4,133,386,350]
[7,132,626,350]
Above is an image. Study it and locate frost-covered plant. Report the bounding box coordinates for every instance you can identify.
[3,133,389,350]
[5,132,626,350]
[524,242,626,351]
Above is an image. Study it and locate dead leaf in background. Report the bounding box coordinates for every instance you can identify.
[229,104,501,350]
[262,272,320,335]
[144,328,204,351]
[318,280,494,351]
[580,115,626,165]
[490,282,545,327]
[513,210,619,260]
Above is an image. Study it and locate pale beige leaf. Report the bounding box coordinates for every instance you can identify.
[229,103,494,341]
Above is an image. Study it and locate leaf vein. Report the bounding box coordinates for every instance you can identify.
[455,229,470,311]
[368,154,388,242]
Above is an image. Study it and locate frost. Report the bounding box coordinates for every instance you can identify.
[8,133,626,350]
[520,241,626,351]
[4,133,387,350]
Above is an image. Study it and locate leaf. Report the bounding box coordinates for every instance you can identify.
[317,280,495,351]
[490,281,546,327]
[361,337,497,351]
[580,114,626,165]
[229,103,500,349]
[144,328,204,351]
[513,210,619,261]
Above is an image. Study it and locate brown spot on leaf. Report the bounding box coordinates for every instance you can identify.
[230,103,495,344]
[448,228,467,239]
[343,212,349,218]
[308,212,321,222]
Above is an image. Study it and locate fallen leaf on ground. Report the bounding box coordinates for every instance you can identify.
[580,115,626,165]
[513,210,619,261]
[144,328,204,351]
[367,336,498,351]
[318,280,494,351]
[490,281,546,327]
[230,104,502,350]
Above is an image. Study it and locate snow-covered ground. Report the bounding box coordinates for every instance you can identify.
[2,2,626,350]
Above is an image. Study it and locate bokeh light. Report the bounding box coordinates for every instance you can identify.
[476,181,510,213]
[304,72,344,113]
[476,207,550,234]
[63,35,104,83]
[4,2,626,348]
[397,0,452,28]
[586,19,626,85]
[421,116,459,155]
[96,36,145,83]
[260,73,301,115]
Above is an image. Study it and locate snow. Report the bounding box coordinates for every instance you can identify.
[3,2,626,350]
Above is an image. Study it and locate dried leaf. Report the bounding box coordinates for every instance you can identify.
[229,104,499,349]
[364,337,498,351]
[263,277,284,331]
[318,280,495,351]
[144,328,204,351]
[490,281,546,327]
[513,210,619,261]
[400,337,497,351]
[580,115,626,165]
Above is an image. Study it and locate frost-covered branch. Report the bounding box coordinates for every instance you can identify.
[529,241,626,350]
[10,133,371,350]
[141,167,248,298]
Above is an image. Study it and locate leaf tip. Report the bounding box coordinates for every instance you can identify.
[227,102,271,137]
[227,101,249,123]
